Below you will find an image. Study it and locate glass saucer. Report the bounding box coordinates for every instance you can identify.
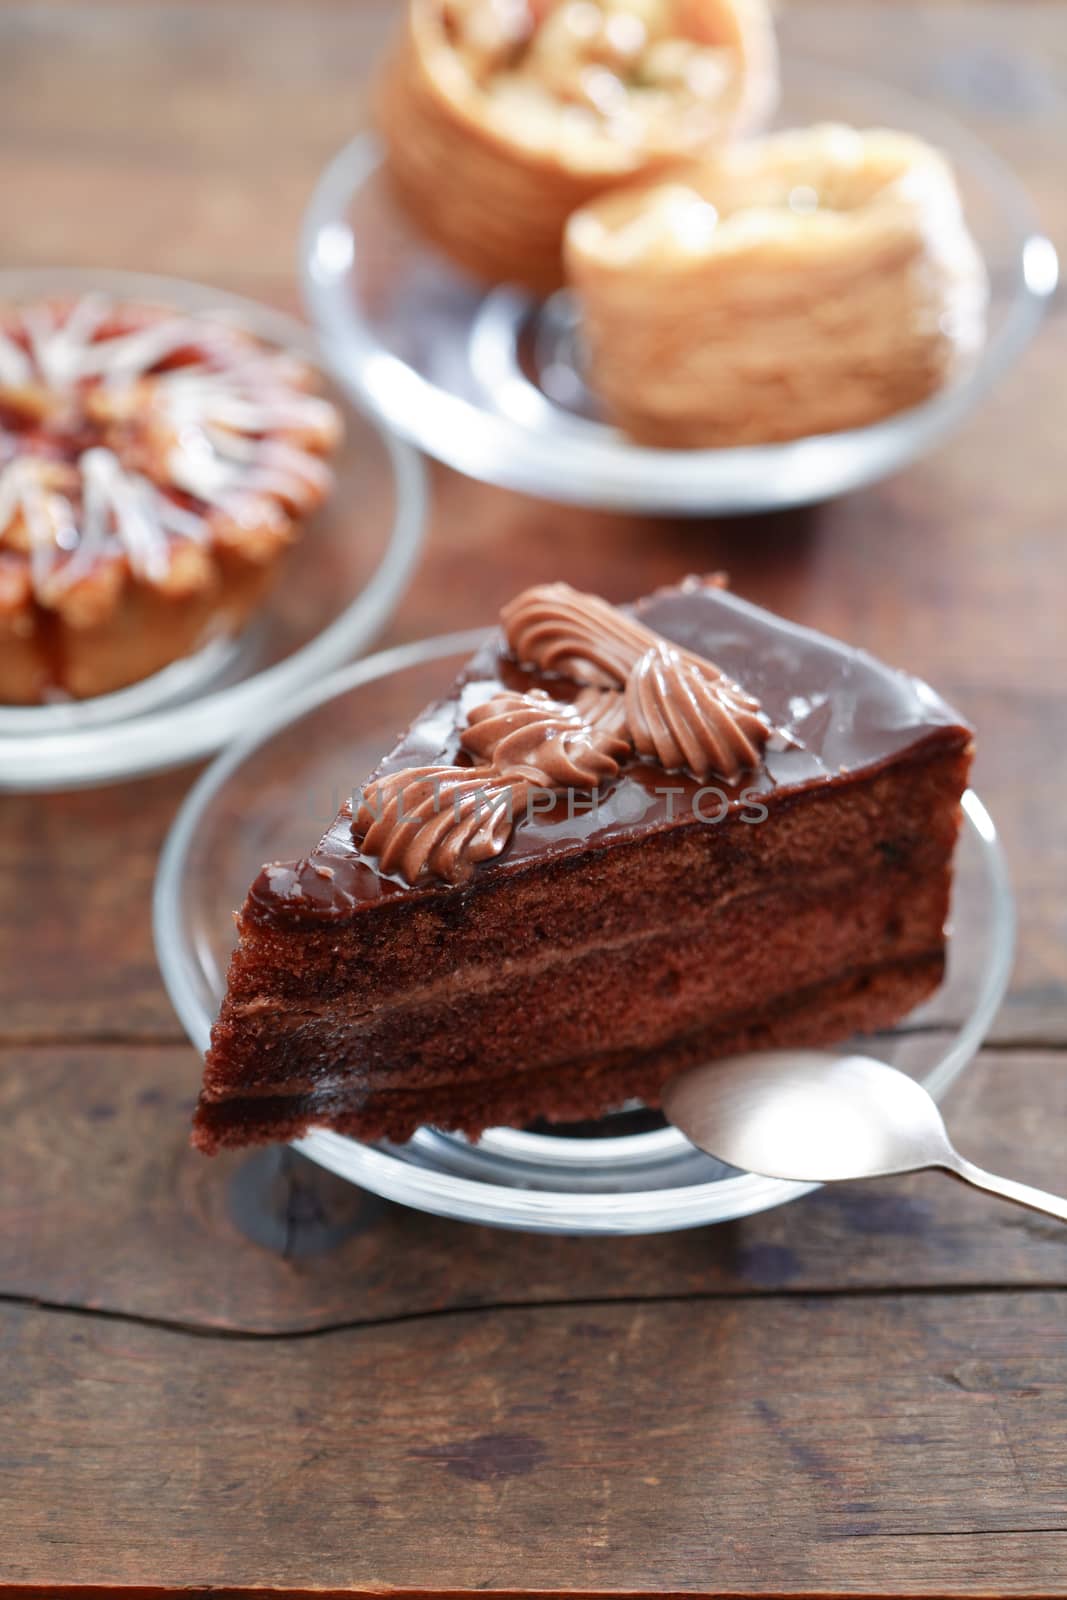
[300,58,1056,516]
[155,632,1015,1236]
[0,268,426,791]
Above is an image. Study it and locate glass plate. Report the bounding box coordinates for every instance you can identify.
[155,631,1015,1236]
[300,58,1056,516]
[0,268,426,791]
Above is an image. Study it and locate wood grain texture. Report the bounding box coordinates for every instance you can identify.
[2,1044,1066,1334]
[2,2,1066,1594]
[2,1294,1067,1593]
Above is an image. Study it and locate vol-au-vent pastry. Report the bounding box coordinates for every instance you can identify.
[376,0,778,292]
[0,296,342,703]
[565,124,989,446]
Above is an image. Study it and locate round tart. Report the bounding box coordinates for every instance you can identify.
[376,0,778,293]
[0,295,342,704]
[564,123,989,446]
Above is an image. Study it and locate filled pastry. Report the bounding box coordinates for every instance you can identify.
[564,124,988,446]
[0,295,342,704]
[377,0,778,292]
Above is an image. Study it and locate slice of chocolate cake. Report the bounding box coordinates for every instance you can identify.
[194,577,973,1152]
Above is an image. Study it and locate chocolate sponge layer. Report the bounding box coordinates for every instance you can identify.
[196,740,970,1151]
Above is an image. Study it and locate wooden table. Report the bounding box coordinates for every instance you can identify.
[2,2,1066,1594]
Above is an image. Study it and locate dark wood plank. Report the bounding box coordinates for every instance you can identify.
[2,1293,1066,1593]
[0,2,394,304]
[0,772,193,1042]
[3,1042,1064,1333]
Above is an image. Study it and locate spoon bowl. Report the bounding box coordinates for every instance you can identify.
[663,1050,955,1184]
[663,1049,1067,1224]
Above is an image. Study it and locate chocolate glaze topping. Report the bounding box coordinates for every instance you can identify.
[249,576,972,923]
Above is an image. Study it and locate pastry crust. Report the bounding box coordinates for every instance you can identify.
[377,0,777,293]
[564,124,989,446]
[0,297,342,704]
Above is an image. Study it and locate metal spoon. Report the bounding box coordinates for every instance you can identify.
[662,1050,1067,1223]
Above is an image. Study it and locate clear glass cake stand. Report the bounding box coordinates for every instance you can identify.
[155,632,1015,1236]
[0,268,426,791]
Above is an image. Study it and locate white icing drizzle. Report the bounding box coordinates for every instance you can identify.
[0,295,339,601]
[0,459,77,597]
[0,327,32,387]
[0,449,203,597]
[21,294,113,387]
[79,448,174,585]
[161,377,335,510]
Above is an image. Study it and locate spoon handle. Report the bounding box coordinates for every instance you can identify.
[948,1154,1067,1224]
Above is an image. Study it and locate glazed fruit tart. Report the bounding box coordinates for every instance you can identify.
[0,295,342,703]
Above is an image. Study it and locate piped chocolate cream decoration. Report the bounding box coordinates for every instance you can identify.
[626,644,767,778]
[355,766,520,886]
[352,582,772,884]
[501,580,707,685]
[504,582,772,777]
[355,686,630,885]
[461,690,630,784]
